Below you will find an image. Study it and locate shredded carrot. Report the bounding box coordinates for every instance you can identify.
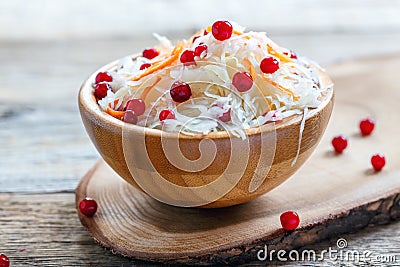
[261,76,299,101]
[140,76,162,100]
[106,106,125,120]
[267,44,292,63]
[131,42,184,82]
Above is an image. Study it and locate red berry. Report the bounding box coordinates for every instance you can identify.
[170,81,192,103]
[280,211,300,231]
[123,110,138,124]
[142,48,159,59]
[79,197,98,217]
[219,109,231,122]
[290,51,298,59]
[140,63,151,70]
[126,98,146,116]
[194,44,208,57]
[159,109,175,121]
[371,154,385,171]
[94,83,111,100]
[180,50,196,65]
[95,71,113,84]
[232,71,253,92]
[212,20,233,41]
[360,118,375,136]
[283,50,298,59]
[332,135,348,153]
[0,254,9,267]
[260,57,280,74]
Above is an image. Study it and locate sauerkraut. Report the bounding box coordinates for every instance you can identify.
[94,21,332,138]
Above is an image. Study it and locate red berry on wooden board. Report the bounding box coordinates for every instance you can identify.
[332,135,348,153]
[94,83,111,100]
[123,110,138,124]
[140,63,151,70]
[159,109,175,121]
[170,81,192,103]
[95,71,113,84]
[359,118,375,136]
[125,98,146,116]
[280,211,300,231]
[212,20,233,41]
[0,254,10,267]
[180,50,196,65]
[142,48,159,59]
[371,154,386,171]
[260,57,280,74]
[232,71,253,92]
[79,197,98,217]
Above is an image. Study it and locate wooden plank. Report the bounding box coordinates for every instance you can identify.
[1,192,399,266]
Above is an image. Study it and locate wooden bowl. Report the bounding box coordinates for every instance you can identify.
[79,59,334,208]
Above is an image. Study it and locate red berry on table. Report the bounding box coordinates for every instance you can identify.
[95,71,113,84]
[219,109,231,122]
[125,98,146,116]
[159,109,175,121]
[123,110,138,124]
[170,81,192,103]
[79,197,98,217]
[212,20,233,41]
[140,63,151,70]
[142,48,159,59]
[194,44,208,57]
[280,211,300,231]
[232,71,253,92]
[260,57,280,74]
[371,154,385,171]
[359,118,375,136]
[0,254,10,267]
[180,50,196,65]
[94,83,111,100]
[332,135,348,153]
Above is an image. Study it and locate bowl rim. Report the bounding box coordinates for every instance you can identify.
[79,55,334,140]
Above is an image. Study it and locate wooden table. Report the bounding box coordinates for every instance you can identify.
[1,34,400,266]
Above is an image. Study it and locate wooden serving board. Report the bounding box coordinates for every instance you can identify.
[76,56,400,265]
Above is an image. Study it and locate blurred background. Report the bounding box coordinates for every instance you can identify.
[1,0,400,192]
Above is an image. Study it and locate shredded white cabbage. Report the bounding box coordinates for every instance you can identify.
[96,22,331,139]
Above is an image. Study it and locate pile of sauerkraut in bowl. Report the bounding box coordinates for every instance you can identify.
[92,20,332,139]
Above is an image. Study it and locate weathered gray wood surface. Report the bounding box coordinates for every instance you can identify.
[1,34,400,266]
